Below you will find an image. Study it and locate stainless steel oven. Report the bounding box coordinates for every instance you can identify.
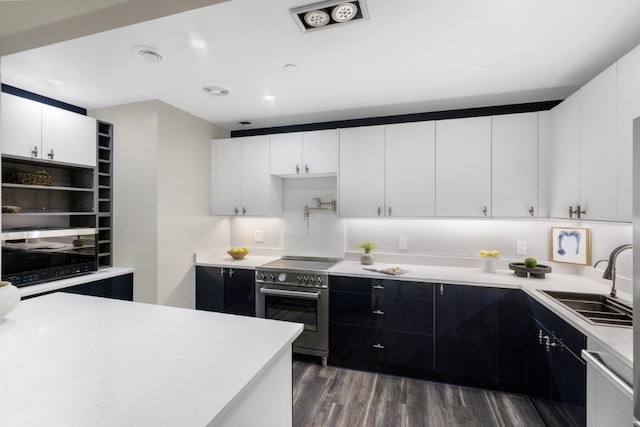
[255,256,337,366]
[1,228,97,287]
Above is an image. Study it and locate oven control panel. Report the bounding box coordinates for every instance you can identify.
[255,270,328,288]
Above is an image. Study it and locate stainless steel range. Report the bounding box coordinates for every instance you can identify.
[255,256,339,366]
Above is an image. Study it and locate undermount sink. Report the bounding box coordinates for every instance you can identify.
[541,291,633,328]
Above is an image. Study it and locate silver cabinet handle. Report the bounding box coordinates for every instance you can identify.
[482,206,488,217]
[529,206,535,217]
[229,269,234,278]
[543,335,556,352]
[31,145,39,158]
[259,287,320,300]
[377,206,382,216]
[242,207,247,215]
[439,284,444,296]
[581,350,633,399]
[538,329,544,345]
[296,164,300,174]
[220,268,225,276]
[304,164,309,173]
[48,149,54,159]
[372,284,384,290]
[372,309,384,315]
[234,207,239,215]
[388,206,392,216]
[372,343,385,349]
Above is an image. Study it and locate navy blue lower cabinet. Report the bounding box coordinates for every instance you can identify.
[496,288,527,391]
[195,266,255,316]
[61,273,133,301]
[329,276,434,376]
[527,297,586,427]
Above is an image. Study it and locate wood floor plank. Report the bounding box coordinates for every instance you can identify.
[292,357,545,427]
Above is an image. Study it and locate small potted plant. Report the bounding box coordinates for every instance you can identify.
[357,242,376,265]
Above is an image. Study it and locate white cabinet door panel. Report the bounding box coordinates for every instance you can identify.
[302,129,338,175]
[339,126,385,217]
[492,112,538,218]
[42,104,97,166]
[616,45,640,222]
[270,133,302,176]
[580,64,617,221]
[435,117,491,217]
[385,121,436,217]
[213,138,242,216]
[241,135,271,216]
[550,91,581,218]
[0,93,42,158]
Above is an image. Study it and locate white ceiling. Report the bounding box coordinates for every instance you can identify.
[3,0,640,131]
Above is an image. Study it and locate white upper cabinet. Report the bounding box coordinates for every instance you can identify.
[212,136,282,217]
[42,103,97,166]
[550,91,581,219]
[616,45,640,222]
[0,93,96,167]
[338,126,385,217]
[435,116,492,217]
[492,112,539,218]
[580,63,617,222]
[0,93,41,158]
[270,129,338,176]
[385,121,436,217]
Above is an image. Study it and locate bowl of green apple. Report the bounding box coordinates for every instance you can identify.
[227,247,249,260]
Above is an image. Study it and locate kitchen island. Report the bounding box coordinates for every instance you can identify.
[0,293,302,426]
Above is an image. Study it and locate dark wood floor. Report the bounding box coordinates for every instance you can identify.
[292,357,545,427]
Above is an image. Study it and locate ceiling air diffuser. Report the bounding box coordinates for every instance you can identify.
[291,0,368,32]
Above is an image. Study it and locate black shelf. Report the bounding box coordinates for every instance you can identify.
[96,120,114,268]
[2,183,93,192]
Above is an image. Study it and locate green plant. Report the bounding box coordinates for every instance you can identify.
[356,242,376,254]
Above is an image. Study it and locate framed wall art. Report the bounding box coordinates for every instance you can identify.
[550,227,590,265]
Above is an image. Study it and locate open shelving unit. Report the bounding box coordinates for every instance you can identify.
[97,121,113,268]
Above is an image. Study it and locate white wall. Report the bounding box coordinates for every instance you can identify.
[90,100,230,307]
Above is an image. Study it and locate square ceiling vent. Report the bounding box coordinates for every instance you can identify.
[291,0,368,32]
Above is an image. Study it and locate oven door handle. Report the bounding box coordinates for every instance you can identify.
[259,287,321,300]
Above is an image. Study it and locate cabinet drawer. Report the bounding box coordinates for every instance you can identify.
[528,296,586,357]
[330,276,433,299]
[330,291,433,334]
[330,323,433,371]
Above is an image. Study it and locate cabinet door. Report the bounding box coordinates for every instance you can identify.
[42,104,97,166]
[616,45,640,222]
[435,117,492,217]
[225,268,255,316]
[385,121,436,217]
[212,138,242,215]
[496,289,526,391]
[580,64,617,221]
[527,317,554,410]
[302,129,338,175]
[195,266,224,312]
[338,126,385,217]
[241,135,272,216]
[550,92,581,218]
[0,93,42,159]
[270,132,302,176]
[550,343,586,427]
[492,113,539,218]
[434,283,498,383]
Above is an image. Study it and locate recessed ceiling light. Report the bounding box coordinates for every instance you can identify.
[331,2,358,22]
[191,38,206,49]
[291,0,368,32]
[131,45,165,63]
[203,86,230,96]
[263,94,276,101]
[304,10,330,27]
[284,64,298,72]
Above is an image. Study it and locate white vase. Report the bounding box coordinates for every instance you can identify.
[0,282,20,319]
[360,253,374,265]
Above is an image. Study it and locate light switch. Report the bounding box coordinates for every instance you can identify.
[254,231,264,242]
[516,240,527,255]
[399,236,408,250]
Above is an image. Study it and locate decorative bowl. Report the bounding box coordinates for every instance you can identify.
[509,262,552,279]
[227,250,249,260]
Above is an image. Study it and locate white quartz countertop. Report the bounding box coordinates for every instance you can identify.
[0,293,302,426]
[195,253,279,269]
[330,260,633,368]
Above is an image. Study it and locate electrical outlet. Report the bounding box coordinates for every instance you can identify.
[254,231,264,243]
[516,240,527,255]
[399,236,408,250]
